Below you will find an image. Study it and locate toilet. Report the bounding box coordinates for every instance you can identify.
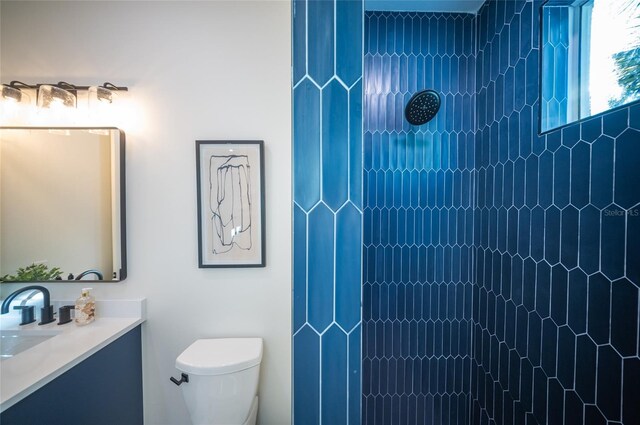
[175,338,263,425]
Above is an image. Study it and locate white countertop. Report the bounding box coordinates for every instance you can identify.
[0,298,146,411]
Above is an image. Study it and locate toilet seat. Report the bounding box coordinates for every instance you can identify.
[176,338,263,375]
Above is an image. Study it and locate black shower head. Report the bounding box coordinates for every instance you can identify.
[404,89,441,126]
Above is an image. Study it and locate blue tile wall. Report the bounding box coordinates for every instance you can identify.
[294,1,640,424]
[472,1,640,424]
[292,1,363,424]
[363,12,476,425]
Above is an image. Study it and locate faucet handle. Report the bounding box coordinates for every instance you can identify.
[39,305,56,325]
[58,305,74,325]
[13,305,36,325]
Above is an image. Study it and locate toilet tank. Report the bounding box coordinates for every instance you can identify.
[176,338,263,425]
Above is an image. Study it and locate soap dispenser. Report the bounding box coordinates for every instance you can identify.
[75,288,95,325]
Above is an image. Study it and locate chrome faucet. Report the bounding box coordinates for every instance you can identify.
[1,285,56,325]
[75,269,103,280]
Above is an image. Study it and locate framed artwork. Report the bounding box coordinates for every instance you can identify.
[196,140,265,268]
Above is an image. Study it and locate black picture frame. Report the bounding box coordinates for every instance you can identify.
[196,140,266,268]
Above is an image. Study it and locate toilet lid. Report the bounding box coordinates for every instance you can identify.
[176,338,263,376]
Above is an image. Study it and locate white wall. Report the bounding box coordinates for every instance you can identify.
[0,1,292,424]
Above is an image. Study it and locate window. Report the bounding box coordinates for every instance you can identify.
[541,0,640,132]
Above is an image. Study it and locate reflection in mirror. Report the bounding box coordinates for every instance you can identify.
[541,0,640,132]
[0,128,126,282]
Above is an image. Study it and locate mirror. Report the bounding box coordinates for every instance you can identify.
[540,0,640,132]
[0,128,126,282]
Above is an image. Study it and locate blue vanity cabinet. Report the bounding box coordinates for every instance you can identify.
[0,325,143,425]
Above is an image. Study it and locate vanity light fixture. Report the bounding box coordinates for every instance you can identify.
[0,81,128,108]
[0,81,128,126]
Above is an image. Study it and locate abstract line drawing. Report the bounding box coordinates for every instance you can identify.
[209,154,253,254]
[196,140,265,268]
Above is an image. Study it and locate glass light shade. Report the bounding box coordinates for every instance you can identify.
[0,86,31,125]
[87,86,119,125]
[1,85,23,103]
[37,84,76,109]
[88,86,115,106]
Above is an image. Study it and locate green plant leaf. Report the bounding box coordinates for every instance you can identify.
[0,263,63,282]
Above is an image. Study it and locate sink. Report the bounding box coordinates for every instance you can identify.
[0,329,62,360]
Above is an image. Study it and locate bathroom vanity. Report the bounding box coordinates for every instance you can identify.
[0,127,139,424]
[0,299,146,425]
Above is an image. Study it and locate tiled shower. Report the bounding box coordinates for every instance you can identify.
[293,0,640,424]
[363,11,476,424]
[473,1,639,424]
